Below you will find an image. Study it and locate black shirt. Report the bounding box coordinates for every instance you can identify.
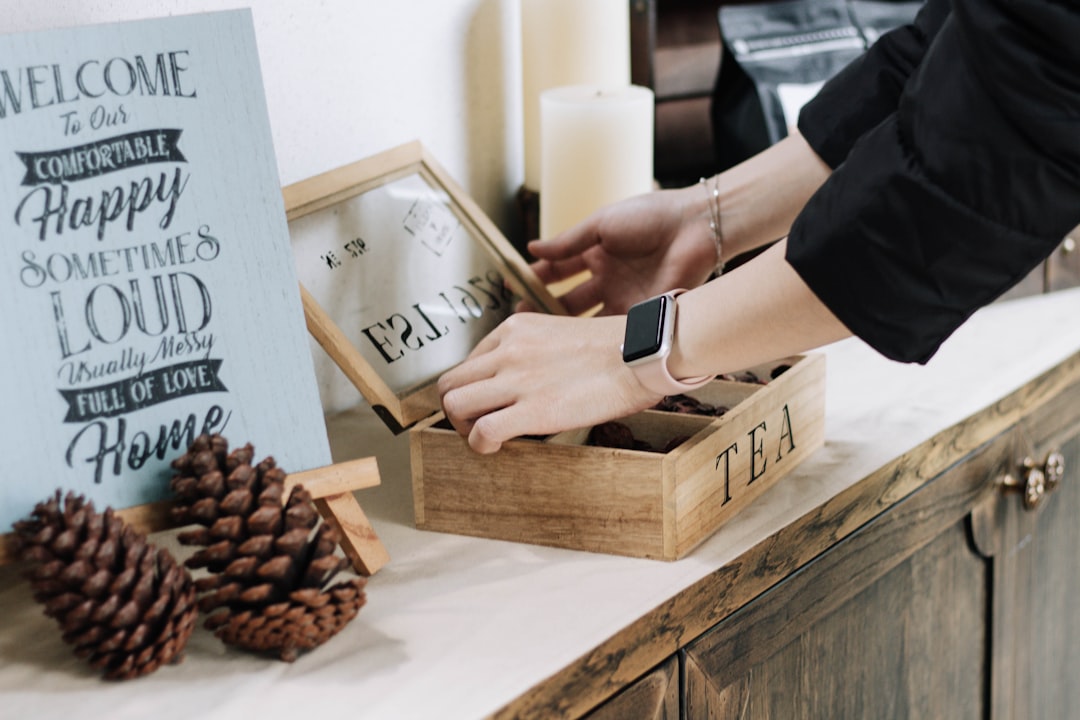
[787,0,1080,363]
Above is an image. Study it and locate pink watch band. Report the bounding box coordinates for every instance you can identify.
[633,290,712,397]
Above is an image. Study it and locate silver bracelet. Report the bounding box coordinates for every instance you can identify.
[699,176,724,276]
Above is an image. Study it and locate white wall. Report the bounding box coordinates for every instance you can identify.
[4,0,526,413]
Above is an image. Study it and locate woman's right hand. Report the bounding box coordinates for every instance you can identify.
[524,184,718,316]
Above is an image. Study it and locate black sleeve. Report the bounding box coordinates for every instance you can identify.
[798,0,950,168]
[786,0,1080,364]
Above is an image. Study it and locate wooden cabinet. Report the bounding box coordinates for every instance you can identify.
[683,430,1004,719]
[585,365,1080,719]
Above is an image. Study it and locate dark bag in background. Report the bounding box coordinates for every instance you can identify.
[711,0,923,172]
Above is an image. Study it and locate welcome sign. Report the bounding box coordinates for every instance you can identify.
[0,11,331,530]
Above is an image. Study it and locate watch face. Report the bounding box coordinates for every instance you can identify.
[622,295,669,363]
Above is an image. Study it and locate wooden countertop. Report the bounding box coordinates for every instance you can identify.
[2,288,1079,720]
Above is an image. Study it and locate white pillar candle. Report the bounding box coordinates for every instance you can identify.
[521,0,631,192]
[540,84,654,239]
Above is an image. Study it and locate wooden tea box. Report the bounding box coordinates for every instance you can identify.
[284,141,826,561]
[412,355,824,560]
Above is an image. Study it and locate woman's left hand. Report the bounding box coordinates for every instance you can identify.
[437,312,660,454]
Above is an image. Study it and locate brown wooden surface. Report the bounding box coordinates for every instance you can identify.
[674,355,825,557]
[285,456,381,499]
[286,456,388,576]
[414,422,670,558]
[491,350,1080,720]
[683,429,1007,719]
[583,656,679,720]
[685,522,989,719]
[313,493,390,577]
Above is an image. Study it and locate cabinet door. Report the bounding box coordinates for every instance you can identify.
[683,432,1013,719]
[583,656,679,720]
[1003,378,1080,719]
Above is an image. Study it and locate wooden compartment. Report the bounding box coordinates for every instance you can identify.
[411,354,825,560]
[285,142,826,561]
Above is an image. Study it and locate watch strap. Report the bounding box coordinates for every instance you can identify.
[634,351,712,396]
[633,290,713,397]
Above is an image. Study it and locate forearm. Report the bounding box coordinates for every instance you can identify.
[699,0,948,264]
[666,238,850,379]
[440,238,851,454]
[698,131,831,263]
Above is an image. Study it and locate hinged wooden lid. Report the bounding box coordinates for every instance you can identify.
[284,141,564,432]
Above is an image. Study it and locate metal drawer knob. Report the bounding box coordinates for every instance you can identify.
[1044,451,1066,491]
[1002,452,1065,511]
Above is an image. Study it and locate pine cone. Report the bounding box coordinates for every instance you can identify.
[170,434,367,662]
[12,491,197,680]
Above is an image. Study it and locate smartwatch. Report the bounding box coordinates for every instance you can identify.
[622,289,712,397]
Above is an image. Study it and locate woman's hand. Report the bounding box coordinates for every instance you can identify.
[439,242,852,454]
[526,186,717,316]
[437,313,661,454]
[525,131,833,318]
